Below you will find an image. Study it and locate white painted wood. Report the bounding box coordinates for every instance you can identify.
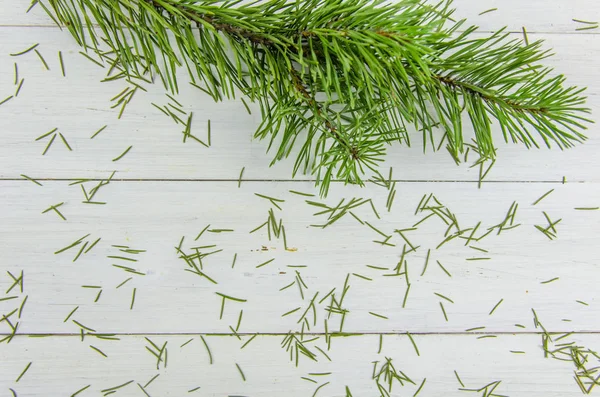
[1,2,600,397]
[0,28,599,182]
[2,0,599,33]
[1,181,598,334]
[1,333,599,396]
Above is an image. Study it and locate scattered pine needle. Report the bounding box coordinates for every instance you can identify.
[479,8,497,16]
[112,145,132,161]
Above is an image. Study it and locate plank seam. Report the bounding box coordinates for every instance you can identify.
[0,178,589,184]
[6,331,600,336]
[0,25,598,35]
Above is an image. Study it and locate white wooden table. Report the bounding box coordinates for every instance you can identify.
[1,1,599,396]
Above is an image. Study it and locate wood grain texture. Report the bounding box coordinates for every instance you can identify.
[1,333,598,397]
[1,1,599,396]
[2,0,599,33]
[0,28,598,182]
[1,181,598,335]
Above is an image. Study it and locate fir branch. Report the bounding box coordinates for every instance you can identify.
[40,0,591,195]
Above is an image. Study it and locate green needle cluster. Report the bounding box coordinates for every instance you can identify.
[40,0,591,195]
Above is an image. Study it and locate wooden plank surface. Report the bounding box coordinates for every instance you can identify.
[2,0,599,33]
[0,28,599,182]
[1,1,600,396]
[1,333,599,397]
[1,333,598,397]
[1,181,599,334]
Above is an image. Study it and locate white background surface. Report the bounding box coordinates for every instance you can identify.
[1,1,599,396]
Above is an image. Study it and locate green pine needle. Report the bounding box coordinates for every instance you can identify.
[15,362,32,382]
[112,145,133,162]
